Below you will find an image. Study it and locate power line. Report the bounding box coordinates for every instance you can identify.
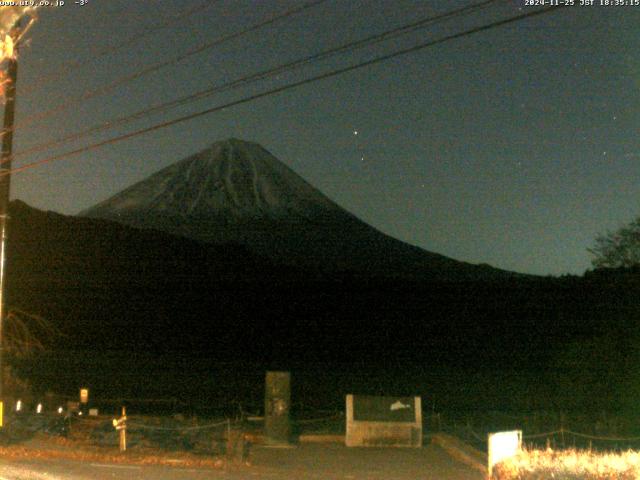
[4,5,564,178]
[20,0,220,96]
[12,0,503,160]
[9,0,329,136]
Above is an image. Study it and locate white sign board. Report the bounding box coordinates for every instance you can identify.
[488,430,522,476]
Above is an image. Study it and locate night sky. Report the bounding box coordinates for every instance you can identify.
[5,0,639,276]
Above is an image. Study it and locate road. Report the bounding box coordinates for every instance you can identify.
[0,444,484,479]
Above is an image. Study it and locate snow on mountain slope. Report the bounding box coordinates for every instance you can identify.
[84,138,345,221]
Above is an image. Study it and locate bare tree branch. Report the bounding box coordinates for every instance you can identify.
[3,308,60,358]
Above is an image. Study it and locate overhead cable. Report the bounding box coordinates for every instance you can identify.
[9,0,328,134]
[4,5,564,177]
[11,0,503,160]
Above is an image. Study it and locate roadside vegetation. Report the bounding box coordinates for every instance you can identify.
[493,448,640,480]
[0,414,229,468]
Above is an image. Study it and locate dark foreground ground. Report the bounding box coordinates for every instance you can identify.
[0,443,483,480]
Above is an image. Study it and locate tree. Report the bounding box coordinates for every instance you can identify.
[4,308,57,358]
[2,308,59,400]
[589,217,640,269]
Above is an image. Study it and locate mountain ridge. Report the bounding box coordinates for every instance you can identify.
[81,138,517,279]
[82,138,346,221]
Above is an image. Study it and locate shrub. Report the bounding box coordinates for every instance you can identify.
[493,448,640,480]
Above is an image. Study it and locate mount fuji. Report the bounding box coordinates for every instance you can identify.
[81,138,510,279]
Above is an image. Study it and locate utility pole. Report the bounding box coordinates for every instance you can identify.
[0,18,22,428]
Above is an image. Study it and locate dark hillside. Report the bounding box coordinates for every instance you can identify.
[4,200,640,412]
[81,138,515,280]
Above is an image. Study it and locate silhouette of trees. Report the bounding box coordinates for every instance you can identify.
[589,217,640,268]
[2,308,58,399]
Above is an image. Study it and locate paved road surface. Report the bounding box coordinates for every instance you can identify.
[0,444,484,479]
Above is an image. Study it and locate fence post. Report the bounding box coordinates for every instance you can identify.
[119,406,127,452]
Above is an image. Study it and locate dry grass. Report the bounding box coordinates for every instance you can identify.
[493,448,640,480]
[0,439,225,468]
[0,416,228,469]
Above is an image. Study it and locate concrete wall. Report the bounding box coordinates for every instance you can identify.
[345,394,422,447]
